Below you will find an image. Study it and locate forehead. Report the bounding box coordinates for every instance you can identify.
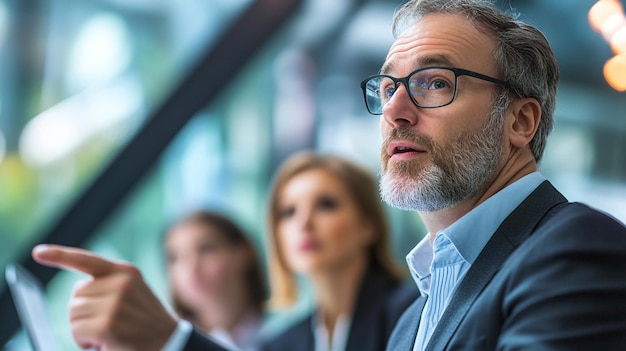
[169,221,213,239]
[382,13,497,75]
[278,168,350,203]
[281,169,338,195]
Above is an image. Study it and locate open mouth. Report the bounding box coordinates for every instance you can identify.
[394,145,419,154]
[388,141,426,157]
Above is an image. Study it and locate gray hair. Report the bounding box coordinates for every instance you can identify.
[392,0,559,162]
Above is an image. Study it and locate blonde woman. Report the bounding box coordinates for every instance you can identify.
[261,152,417,351]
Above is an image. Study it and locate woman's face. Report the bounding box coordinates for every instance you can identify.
[166,222,247,310]
[276,168,375,275]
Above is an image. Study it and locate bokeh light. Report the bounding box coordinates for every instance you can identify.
[610,25,626,53]
[604,53,626,91]
[589,0,626,91]
[589,0,624,33]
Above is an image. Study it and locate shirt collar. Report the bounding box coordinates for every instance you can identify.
[446,172,545,263]
[311,312,352,351]
[406,236,432,296]
[406,172,545,294]
[210,311,262,351]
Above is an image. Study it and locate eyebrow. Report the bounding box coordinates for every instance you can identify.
[380,54,457,75]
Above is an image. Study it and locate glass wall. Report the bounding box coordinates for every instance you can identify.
[1,0,625,349]
[0,0,251,277]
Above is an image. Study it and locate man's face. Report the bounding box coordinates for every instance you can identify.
[379,13,508,212]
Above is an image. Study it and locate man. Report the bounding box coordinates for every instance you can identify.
[33,0,626,350]
[368,0,626,350]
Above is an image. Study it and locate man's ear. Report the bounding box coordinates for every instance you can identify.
[508,97,541,148]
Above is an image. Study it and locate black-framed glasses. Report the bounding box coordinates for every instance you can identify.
[360,66,511,115]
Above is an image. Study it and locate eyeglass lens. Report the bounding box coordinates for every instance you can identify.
[364,68,457,114]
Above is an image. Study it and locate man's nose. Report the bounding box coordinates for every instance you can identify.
[382,83,419,127]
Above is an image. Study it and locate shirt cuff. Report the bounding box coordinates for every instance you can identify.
[162,319,193,351]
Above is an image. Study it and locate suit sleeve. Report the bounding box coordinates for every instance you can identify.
[498,205,626,350]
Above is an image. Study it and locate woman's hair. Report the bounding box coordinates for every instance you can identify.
[164,210,267,321]
[392,0,559,162]
[266,152,404,308]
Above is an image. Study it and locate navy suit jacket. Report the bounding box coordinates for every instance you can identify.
[388,181,626,350]
[260,265,419,351]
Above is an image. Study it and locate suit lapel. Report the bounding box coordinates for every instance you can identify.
[424,181,567,351]
[298,316,316,351]
[345,266,396,350]
[387,296,427,351]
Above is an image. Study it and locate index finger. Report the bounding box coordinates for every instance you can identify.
[32,244,117,278]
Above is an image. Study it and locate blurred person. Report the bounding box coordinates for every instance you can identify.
[32,0,626,350]
[260,152,417,351]
[164,210,265,351]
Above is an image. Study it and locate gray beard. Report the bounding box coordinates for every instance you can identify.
[379,109,505,212]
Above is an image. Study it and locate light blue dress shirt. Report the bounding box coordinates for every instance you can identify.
[407,172,545,351]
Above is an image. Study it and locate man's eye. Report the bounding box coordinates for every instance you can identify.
[379,83,395,99]
[384,86,396,98]
[428,79,449,90]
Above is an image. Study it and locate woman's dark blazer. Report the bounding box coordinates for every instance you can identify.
[260,264,419,351]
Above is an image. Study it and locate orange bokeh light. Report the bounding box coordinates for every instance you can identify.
[589,0,624,33]
[611,25,626,53]
[603,53,626,91]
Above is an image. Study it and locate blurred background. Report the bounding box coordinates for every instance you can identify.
[0,0,625,349]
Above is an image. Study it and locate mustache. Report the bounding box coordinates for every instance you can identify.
[381,127,435,156]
